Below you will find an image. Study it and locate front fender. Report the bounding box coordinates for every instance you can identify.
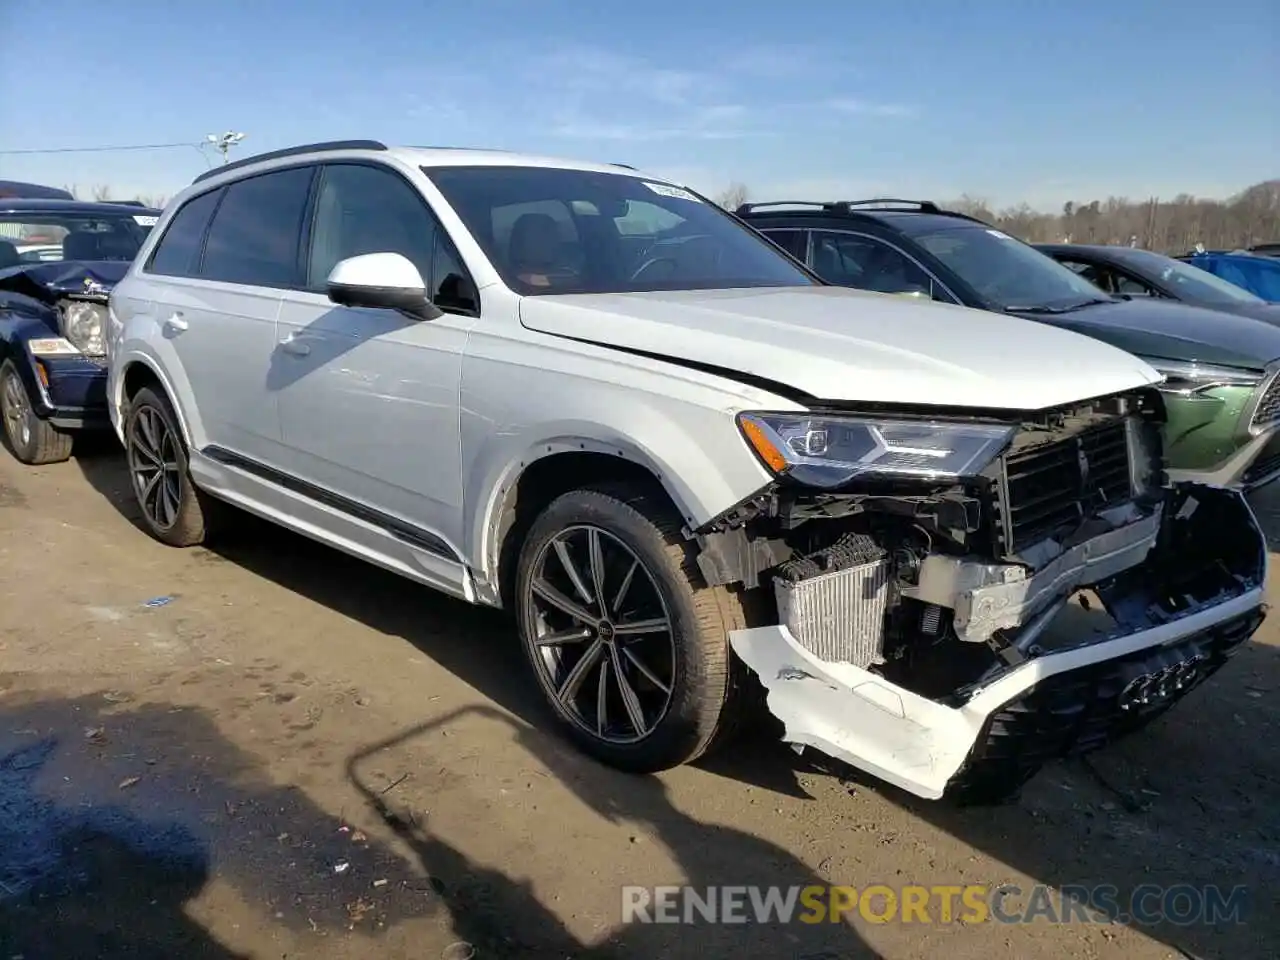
[1,307,66,416]
[458,332,790,597]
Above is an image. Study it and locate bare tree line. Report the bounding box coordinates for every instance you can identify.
[716,179,1280,253]
[61,183,170,210]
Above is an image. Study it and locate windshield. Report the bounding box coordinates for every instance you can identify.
[914,225,1108,310]
[1142,253,1265,304]
[424,165,816,295]
[0,211,153,268]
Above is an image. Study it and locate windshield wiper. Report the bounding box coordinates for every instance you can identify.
[1003,304,1074,314]
[1003,298,1112,315]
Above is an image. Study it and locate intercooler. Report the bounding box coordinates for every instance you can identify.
[772,534,890,668]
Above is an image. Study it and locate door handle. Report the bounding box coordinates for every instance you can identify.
[279,334,311,357]
[162,313,188,335]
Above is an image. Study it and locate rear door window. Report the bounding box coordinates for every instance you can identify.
[201,166,315,287]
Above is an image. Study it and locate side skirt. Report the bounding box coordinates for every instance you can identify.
[193,444,478,603]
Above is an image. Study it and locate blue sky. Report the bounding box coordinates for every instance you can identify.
[1,0,1275,208]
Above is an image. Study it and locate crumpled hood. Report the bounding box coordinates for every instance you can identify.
[519,286,1162,411]
[0,260,128,304]
[1020,297,1280,370]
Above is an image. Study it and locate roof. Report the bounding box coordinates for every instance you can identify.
[1183,250,1278,263]
[0,198,161,217]
[1036,243,1177,267]
[0,180,74,200]
[189,139,664,189]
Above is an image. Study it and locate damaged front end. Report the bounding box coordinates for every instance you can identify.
[705,389,1268,802]
[0,262,125,429]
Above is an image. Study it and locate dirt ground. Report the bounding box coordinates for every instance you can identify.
[0,438,1277,960]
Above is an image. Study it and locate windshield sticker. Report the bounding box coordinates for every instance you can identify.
[985,229,1013,240]
[133,215,158,226]
[642,182,701,202]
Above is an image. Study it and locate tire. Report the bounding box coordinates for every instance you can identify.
[124,385,213,547]
[515,482,752,772]
[0,359,73,465]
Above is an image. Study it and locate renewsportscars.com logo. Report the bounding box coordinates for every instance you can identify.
[621,883,1250,926]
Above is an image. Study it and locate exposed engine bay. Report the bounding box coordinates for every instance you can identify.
[699,389,1268,800]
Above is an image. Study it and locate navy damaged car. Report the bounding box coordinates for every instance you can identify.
[0,198,159,463]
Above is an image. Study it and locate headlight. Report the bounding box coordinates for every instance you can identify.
[1137,356,1262,395]
[59,300,107,356]
[737,412,1015,488]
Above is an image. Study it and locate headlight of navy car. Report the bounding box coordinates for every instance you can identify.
[737,412,1014,487]
[59,299,107,356]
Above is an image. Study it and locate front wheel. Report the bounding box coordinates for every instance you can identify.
[1,359,73,465]
[124,386,213,547]
[515,483,751,772]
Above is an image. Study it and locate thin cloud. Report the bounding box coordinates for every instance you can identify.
[824,97,917,118]
[529,47,762,142]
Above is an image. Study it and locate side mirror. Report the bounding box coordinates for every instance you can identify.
[326,252,442,321]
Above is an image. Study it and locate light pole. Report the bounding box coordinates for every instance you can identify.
[206,131,246,164]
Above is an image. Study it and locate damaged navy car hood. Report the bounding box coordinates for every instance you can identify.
[0,261,129,304]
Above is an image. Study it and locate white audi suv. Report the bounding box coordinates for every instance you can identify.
[104,140,1267,802]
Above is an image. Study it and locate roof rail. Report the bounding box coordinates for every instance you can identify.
[840,198,941,212]
[735,198,945,216]
[611,162,638,170]
[734,201,836,215]
[192,139,388,184]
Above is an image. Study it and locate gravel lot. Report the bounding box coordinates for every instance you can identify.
[1,438,1277,959]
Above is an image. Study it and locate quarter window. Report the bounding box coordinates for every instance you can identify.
[431,234,479,314]
[201,166,314,287]
[147,188,222,277]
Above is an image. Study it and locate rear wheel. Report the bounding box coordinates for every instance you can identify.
[124,386,213,547]
[0,359,73,465]
[515,483,751,772]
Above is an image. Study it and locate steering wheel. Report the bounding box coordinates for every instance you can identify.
[629,255,679,282]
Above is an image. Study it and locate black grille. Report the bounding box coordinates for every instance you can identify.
[999,419,1132,551]
[945,605,1265,804]
[1242,432,1280,488]
[1251,373,1280,431]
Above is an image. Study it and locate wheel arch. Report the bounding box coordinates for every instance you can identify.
[117,355,195,447]
[481,440,682,609]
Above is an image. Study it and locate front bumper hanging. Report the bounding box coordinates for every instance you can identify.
[729,483,1268,802]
